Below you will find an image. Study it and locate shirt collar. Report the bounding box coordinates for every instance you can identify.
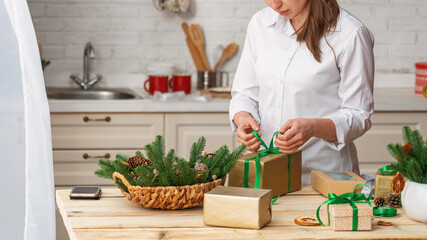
[264,8,342,33]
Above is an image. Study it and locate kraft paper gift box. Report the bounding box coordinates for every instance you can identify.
[203,186,272,229]
[328,203,373,231]
[374,169,395,200]
[311,171,365,197]
[228,151,302,197]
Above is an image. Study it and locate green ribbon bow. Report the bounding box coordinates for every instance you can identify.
[243,131,290,204]
[316,184,372,231]
[379,165,397,175]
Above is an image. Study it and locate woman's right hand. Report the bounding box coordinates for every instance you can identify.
[233,111,261,152]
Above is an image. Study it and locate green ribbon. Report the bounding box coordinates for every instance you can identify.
[373,206,397,217]
[243,131,291,202]
[316,184,372,231]
[379,165,397,175]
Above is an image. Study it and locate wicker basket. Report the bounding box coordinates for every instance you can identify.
[112,172,223,210]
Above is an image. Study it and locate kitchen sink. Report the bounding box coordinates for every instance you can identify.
[46,87,142,100]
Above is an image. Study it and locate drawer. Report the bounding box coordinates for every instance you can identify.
[53,149,139,163]
[53,149,138,186]
[51,113,163,149]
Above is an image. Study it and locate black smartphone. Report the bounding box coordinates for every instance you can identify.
[69,186,101,200]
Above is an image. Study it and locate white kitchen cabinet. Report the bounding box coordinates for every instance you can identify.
[51,113,164,186]
[165,113,238,160]
[355,112,427,175]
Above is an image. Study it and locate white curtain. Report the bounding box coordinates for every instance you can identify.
[0,0,55,239]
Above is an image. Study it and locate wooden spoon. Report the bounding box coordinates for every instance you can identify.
[189,24,211,71]
[182,22,205,71]
[213,43,238,71]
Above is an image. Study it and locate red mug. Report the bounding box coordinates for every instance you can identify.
[144,75,169,95]
[169,74,191,94]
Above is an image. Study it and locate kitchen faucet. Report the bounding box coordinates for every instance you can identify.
[70,42,102,90]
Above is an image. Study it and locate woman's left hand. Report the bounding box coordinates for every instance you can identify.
[275,118,316,154]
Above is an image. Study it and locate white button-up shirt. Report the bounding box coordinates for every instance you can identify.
[229,7,375,185]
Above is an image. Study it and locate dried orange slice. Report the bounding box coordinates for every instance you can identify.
[202,152,216,156]
[377,220,393,226]
[294,216,320,226]
[391,172,405,194]
[403,142,413,155]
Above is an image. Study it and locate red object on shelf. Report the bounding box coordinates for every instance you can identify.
[415,62,427,94]
[144,75,169,95]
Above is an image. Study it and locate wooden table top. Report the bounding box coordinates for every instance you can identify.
[56,186,427,240]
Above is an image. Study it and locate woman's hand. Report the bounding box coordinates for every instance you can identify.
[233,111,261,152]
[275,118,338,154]
[275,118,316,154]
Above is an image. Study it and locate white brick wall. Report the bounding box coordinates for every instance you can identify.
[28,0,427,87]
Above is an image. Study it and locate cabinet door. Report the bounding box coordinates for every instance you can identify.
[165,113,238,160]
[354,112,427,175]
[53,149,138,186]
[51,113,163,149]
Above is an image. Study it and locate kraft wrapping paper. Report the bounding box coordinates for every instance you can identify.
[228,151,302,197]
[374,170,395,200]
[203,186,272,229]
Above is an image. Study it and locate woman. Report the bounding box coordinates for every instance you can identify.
[230,0,374,184]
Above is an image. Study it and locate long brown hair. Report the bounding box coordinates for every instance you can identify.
[295,0,340,63]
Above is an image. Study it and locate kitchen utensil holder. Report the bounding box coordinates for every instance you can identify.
[197,71,229,90]
[113,172,223,210]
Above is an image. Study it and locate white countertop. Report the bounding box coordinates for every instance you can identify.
[48,88,427,113]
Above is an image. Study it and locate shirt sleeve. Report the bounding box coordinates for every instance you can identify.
[229,17,261,132]
[327,26,375,151]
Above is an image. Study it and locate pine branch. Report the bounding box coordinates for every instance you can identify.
[133,164,155,187]
[189,136,206,168]
[387,143,405,162]
[402,126,412,144]
[176,157,197,186]
[116,154,129,162]
[220,144,246,178]
[136,150,145,158]
[410,129,423,159]
[209,146,229,171]
[144,136,166,172]
[94,159,115,179]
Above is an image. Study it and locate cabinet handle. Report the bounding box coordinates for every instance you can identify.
[83,116,111,122]
[83,153,111,159]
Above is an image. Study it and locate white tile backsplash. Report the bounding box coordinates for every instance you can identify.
[29,0,427,88]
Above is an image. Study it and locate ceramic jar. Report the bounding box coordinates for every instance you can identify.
[401,180,427,223]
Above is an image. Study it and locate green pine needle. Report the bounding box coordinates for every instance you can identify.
[94,135,248,187]
[388,126,427,184]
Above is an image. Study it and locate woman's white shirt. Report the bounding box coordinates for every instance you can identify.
[229,7,375,185]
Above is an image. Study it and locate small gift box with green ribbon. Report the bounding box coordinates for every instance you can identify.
[374,165,397,200]
[316,185,373,231]
[228,131,302,198]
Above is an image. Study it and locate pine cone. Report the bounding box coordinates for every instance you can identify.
[195,162,209,174]
[128,155,152,168]
[386,193,402,208]
[374,197,386,207]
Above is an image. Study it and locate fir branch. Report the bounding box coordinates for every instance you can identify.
[220,144,246,178]
[133,164,155,187]
[402,126,412,144]
[115,153,130,162]
[389,126,427,184]
[175,157,197,186]
[189,136,206,168]
[410,129,423,159]
[115,179,129,193]
[144,136,166,172]
[94,159,115,179]
[136,150,145,158]
[209,146,229,171]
